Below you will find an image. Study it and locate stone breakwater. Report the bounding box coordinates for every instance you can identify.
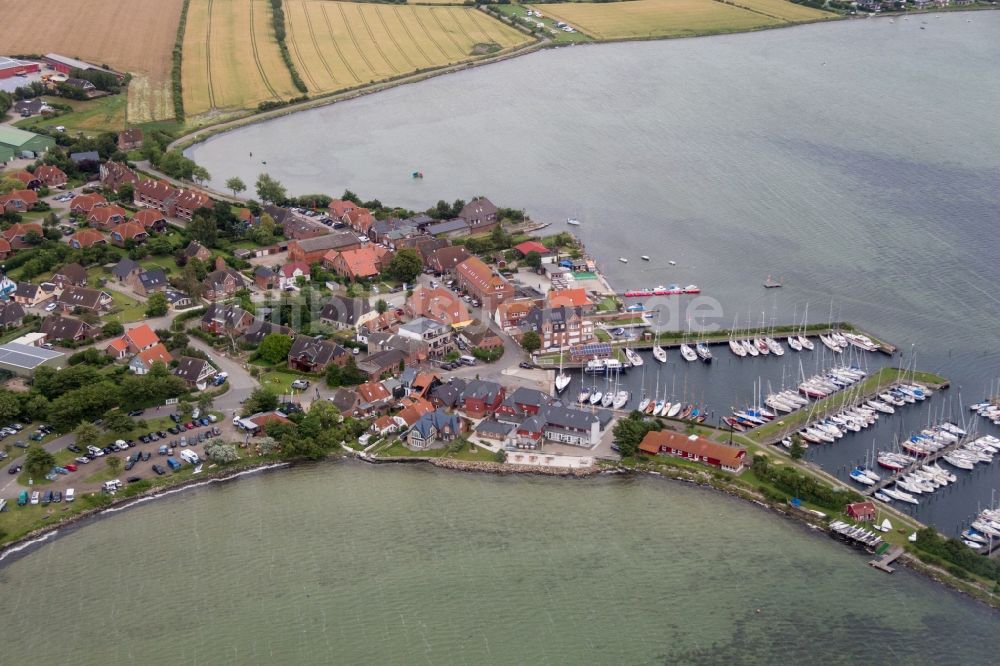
[430,457,600,476]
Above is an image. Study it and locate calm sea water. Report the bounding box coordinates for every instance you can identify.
[1,463,997,664]
[190,12,1000,532]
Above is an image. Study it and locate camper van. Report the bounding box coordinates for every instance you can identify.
[65,488,75,502]
[179,449,200,465]
[103,480,123,493]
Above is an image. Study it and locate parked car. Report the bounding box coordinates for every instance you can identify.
[152,464,165,475]
[128,409,144,417]
[75,456,90,464]
[168,426,180,435]
[124,459,135,471]
[142,451,151,462]
[65,464,77,472]
[18,490,28,506]
[42,491,52,505]
[291,379,310,390]
[68,444,81,453]
[127,476,142,484]
[52,491,62,503]
[166,457,182,471]
[30,491,40,505]
[8,464,22,475]
[13,440,28,449]
[158,445,168,455]
[519,362,534,369]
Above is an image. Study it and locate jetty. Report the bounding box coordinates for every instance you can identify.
[869,545,904,573]
[862,432,976,497]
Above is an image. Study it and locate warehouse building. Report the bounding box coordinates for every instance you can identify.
[0,126,55,162]
[0,342,66,376]
[0,56,40,79]
[42,54,123,80]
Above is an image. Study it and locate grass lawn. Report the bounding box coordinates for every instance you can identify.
[596,296,620,313]
[259,369,313,395]
[594,329,611,342]
[14,95,127,135]
[380,440,444,458]
[104,289,148,324]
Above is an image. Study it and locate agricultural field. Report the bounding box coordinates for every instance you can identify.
[182,0,301,117]
[283,0,531,94]
[0,0,182,123]
[531,0,827,40]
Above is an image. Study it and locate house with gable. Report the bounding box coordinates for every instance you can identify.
[128,343,173,375]
[287,335,348,373]
[406,409,463,450]
[174,356,217,390]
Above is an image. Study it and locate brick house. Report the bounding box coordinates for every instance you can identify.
[343,208,375,235]
[8,171,40,189]
[328,199,357,219]
[406,286,470,327]
[324,245,390,281]
[287,232,363,264]
[117,128,143,151]
[0,191,38,214]
[3,222,44,249]
[406,409,463,450]
[253,266,277,290]
[638,431,747,472]
[455,256,513,310]
[184,241,212,263]
[201,262,246,301]
[0,301,26,328]
[109,221,148,247]
[52,262,88,288]
[69,193,107,214]
[132,208,167,232]
[134,179,210,220]
[319,296,369,331]
[396,317,455,358]
[131,268,169,296]
[55,285,112,313]
[34,165,67,188]
[426,245,471,275]
[519,306,594,350]
[200,303,255,336]
[99,162,138,192]
[69,229,107,249]
[458,197,499,234]
[846,501,877,522]
[128,343,172,374]
[39,314,96,342]
[173,356,217,390]
[279,261,310,289]
[287,335,348,373]
[14,282,52,308]
[87,205,127,229]
[495,387,553,420]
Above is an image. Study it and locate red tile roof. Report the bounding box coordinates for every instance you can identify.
[514,240,549,256]
[111,221,147,240]
[132,208,166,228]
[548,288,591,309]
[125,324,159,350]
[70,193,107,212]
[8,171,39,187]
[358,381,391,403]
[136,343,173,367]
[34,165,67,185]
[638,431,746,469]
[69,229,107,247]
[88,205,127,226]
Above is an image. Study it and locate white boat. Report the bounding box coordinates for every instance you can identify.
[601,392,614,408]
[637,397,651,412]
[667,402,682,418]
[695,342,712,362]
[729,339,746,357]
[585,359,607,373]
[641,255,650,261]
[743,339,759,357]
[590,391,603,405]
[668,260,676,266]
[193,464,203,475]
[766,338,785,356]
[613,390,629,410]
[555,372,571,394]
[819,334,842,353]
[653,400,666,416]
[787,336,802,352]
[679,344,697,362]
[567,218,580,226]
[577,389,591,404]
[652,345,667,363]
[624,348,643,367]
[619,257,628,263]
[798,335,814,351]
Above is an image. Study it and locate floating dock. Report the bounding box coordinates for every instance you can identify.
[869,545,904,573]
[863,433,976,497]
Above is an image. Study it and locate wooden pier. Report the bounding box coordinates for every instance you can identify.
[869,545,904,573]
[862,433,973,497]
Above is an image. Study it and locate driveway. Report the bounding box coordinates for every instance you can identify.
[184,336,259,412]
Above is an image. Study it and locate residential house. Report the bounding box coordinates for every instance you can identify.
[846,501,877,522]
[200,303,255,336]
[520,306,594,350]
[99,162,138,192]
[455,256,513,310]
[369,217,418,245]
[458,197,499,234]
[34,165,67,188]
[239,320,293,347]
[132,208,167,232]
[173,356,217,390]
[107,323,160,357]
[495,387,553,421]
[474,419,515,445]
[425,218,470,238]
[253,266,277,290]
[324,245,390,281]
[406,286,470,327]
[128,343,172,374]
[134,179,210,220]
[69,193,106,214]
[358,310,402,341]
[457,379,506,418]
[52,263,88,288]
[117,128,143,151]
[357,381,393,414]
[287,335,347,373]
[287,232,362,264]
[55,285,112,312]
[493,300,534,332]
[11,98,48,117]
[425,245,471,275]
[109,221,148,246]
[328,388,361,415]
[170,187,213,221]
[393,396,435,429]
[461,325,503,352]
[343,208,375,235]
[0,238,10,260]
[517,404,610,450]
[319,295,369,331]
[87,205,127,230]
[3,222,43,250]
[201,264,246,301]
[7,171,40,189]
[0,191,38,214]
[0,301,26,329]
[283,216,329,240]
[111,257,142,283]
[39,315,96,342]
[547,288,594,313]
[69,228,107,249]
[638,431,747,472]
[237,410,292,434]
[64,78,97,94]
[397,317,455,358]
[327,199,356,219]
[513,240,552,259]
[13,282,52,308]
[278,261,310,289]
[133,268,168,296]
[371,415,398,436]
[356,348,407,381]
[406,409,463,450]
[184,241,211,263]
[165,289,193,310]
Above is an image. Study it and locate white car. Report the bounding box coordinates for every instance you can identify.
[45,302,58,312]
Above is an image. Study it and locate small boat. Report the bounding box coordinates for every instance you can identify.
[874,491,892,503]
[585,359,607,373]
[742,339,759,357]
[411,171,424,179]
[641,255,650,261]
[667,402,682,418]
[695,343,712,362]
[577,389,591,404]
[624,348,643,367]
[601,392,615,408]
[679,344,697,362]
[797,335,814,351]
[652,345,667,363]
[555,372,571,394]
[193,464,203,475]
[590,391,603,405]
[619,257,628,263]
[729,339,747,357]
[668,260,676,266]
[613,390,629,410]
[653,400,666,416]
[637,397,651,413]
[567,218,581,226]
[787,336,802,352]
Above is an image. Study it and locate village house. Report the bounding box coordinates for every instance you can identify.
[425,218,470,238]
[397,317,455,358]
[328,388,361,415]
[460,325,504,353]
[64,77,97,95]
[173,356,217,390]
[165,289,193,310]
[134,179,210,220]
[327,199,356,219]
[459,379,506,418]
[55,285,112,313]
[343,208,375,235]
[357,381,394,414]
[356,348,407,381]
[109,221,148,247]
[200,303,255,336]
[324,245,391,281]
[87,204,127,229]
[414,237,449,264]
[253,266,277,290]
[0,191,38,214]
[12,98,48,117]
[111,257,142,284]
[406,409,463,450]
[201,261,247,301]
[287,335,348,373]
[184,241,212,263]
[513,240,553,260]
[0,238,10,260]
[128,343,172,375]
[3,222,43,250]
[392,396,435,430]
[34,165,67,188]
[371,415,398,436]
[495,387,553,420]
[132,208,167,233]
[132,268,168,296]
[846,501,877,522]
[319,295,370,331]
[283,216,329,240]
[455,256,513,310]
[399,369,441,400]
[425,245,471,275]
[69,193,107,214]
[474,419,515,446]
[52,263,88,288]
[514,404,610,450]
[458,197,499,234]
[278,261,310,290]
[117,128,143,151]
[287,232,363,264]
[99,162,138,192]
[638,431,747,473]
[239,320,294,347]
[14,282,53,308]
[358,310,402,342]
[107,323,160,358]
[8,171,40,189]
[0,301,26,329]
[520,305,594,350]
[69,229,107,249]
[39,314,96,342]
[406,286,470,327]
[547,288,594,313]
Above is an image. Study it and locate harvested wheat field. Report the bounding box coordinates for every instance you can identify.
[182,0,300,117]
[533,0,827,40]
[0,0,182,122]
[284,0,530,93]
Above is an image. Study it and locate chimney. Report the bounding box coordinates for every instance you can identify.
[214,256,226,271]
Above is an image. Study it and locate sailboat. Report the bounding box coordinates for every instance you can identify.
[624,347,643,367]
[578,388,591,404]
[695,342,712,363]
[743,339,759,357]
[555,350,571,394]
[653,344,667,363]
[729,317,746,357]
[680,343,697,362]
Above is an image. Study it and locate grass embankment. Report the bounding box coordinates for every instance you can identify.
[376,439,496,462]
[748,367,947,443]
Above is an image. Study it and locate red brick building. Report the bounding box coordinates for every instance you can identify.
[639,431,747,473]
[454,256,513,310]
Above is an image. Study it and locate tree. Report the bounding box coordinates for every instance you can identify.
[197,392,214,412]
[25,446,56,477]
[241,388,279,416]
[256,333,293,364]
[74,421,101,448]
[105,455,122,476]
[386,248,423,283]
[177,398,193,420]
[789,434,805,460]
[375,299,388,314]
[204,439,239,463]
[102,320,124,337]
[611,411,657,458]
[520,331,541,353]
[147,235,173,256]
[188,210,218,247]
[146,292,168,317]
[0,390,21,422]
[225,176,246,198]
[255,173,287,205]
[104,411,135,434]
[524,251,542,270]
[249,212,276,245]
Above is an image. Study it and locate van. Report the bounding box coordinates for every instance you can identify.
[179,449,200,465]
[103,480,122,493]
[65,488,75,502]
[459,355,477,366]
[17,490,28,506]
[167,457,182,471]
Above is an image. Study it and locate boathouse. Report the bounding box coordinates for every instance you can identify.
[639,431,747,473]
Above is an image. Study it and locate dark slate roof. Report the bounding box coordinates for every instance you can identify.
[139,269,168,290]
[539,404,610,431]
[69,150,100,164]
[173,356,213,382]
[357,348,406,374]
[411,409,461,439]
[463,379,502,403]
[0,302,26,327]
[201,303,251,327]
[240,321,293,347]
[508,387,551,410]
[15,282,38,299]
[399,367,418,387]
[111,257,140,280]
[320,296,368,326]
[184,241,207,258]
[475,419,514,437]
[430,379,466,408]
[288,335,344,366]
[39,314,91,340]
[426,219,469,235]
[254,265,276,279]
[329,388,360,413]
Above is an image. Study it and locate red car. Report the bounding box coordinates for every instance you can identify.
[185,422,196,430]
[64,464,78,472]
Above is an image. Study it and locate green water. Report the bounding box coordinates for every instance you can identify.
[0,463,995,663]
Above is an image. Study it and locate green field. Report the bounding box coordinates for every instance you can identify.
[14,96,127,135]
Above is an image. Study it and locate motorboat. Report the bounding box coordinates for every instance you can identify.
[679,344,697,362]
[585,359,607,373]
[652,345,667,363]
[619,257,628,263]
[641,255,650,261]
[567,218,580,226]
